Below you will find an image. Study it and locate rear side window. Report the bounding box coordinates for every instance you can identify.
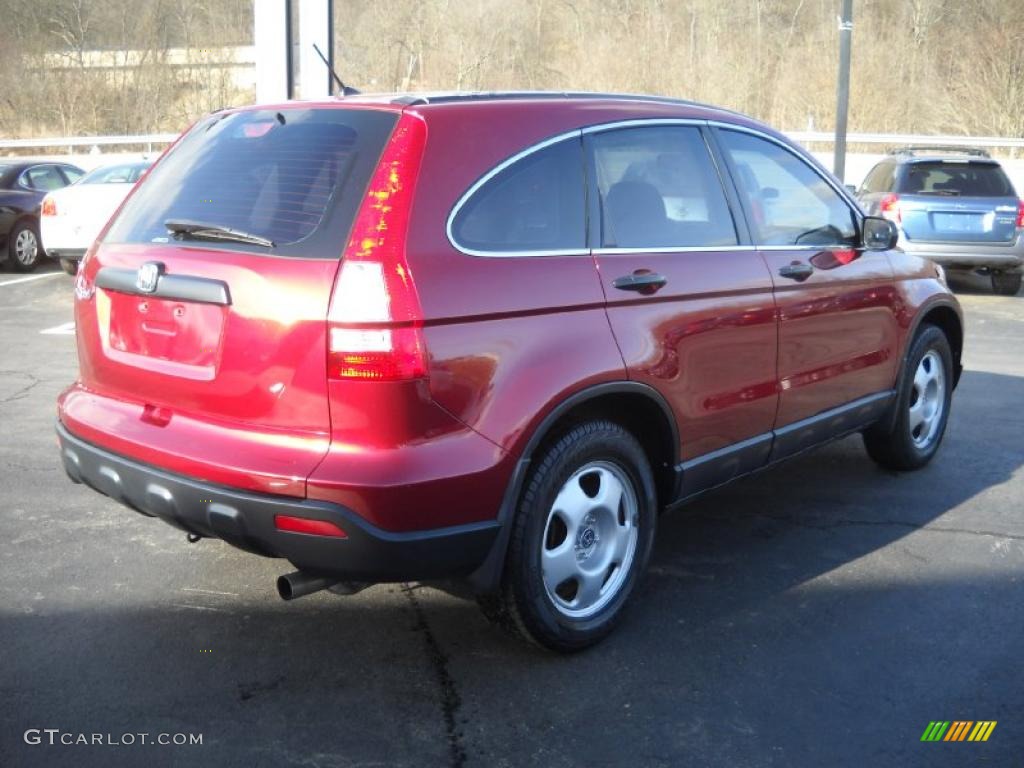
[898,161,1016,197]
[449,138,586,254]
[861,162,895,194]
[106,108,398,257]
[591,126,737,248]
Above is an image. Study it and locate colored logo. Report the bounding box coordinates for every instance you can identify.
[921,721,996,742]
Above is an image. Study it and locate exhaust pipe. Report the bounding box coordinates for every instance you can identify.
[276,571,339,601]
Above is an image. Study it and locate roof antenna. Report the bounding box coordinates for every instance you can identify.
[313,43,359,97]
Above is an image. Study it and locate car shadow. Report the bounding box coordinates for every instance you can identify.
[1,369,1022,768]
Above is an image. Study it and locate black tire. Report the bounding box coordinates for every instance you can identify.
[59,258,78,276]
[991,271,1022,296]
[478,420,657,652]
[863,324,953,471]
[8,219,43,272]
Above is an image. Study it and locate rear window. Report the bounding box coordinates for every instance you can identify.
[81,162,151,185]
[898,161,1016,197]
[105,108,397,257]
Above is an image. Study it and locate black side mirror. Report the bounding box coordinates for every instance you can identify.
[862,216,898,250]
[844,183,858,195]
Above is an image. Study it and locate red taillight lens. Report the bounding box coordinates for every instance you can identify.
[327,113,428,381]
[1016,199,1024,229]
[41,196,57,217]
[274,514,347,538]
[879,193,901,224]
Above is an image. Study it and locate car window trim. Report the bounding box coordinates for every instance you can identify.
[708,123,863,248]
[446,128,590,258]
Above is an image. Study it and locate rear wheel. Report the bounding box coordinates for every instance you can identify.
[479,420,657,652]
[9,220,42,272]
[863,324,953,470]
[991,271,1022,296]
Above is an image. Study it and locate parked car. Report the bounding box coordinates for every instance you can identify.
[856,146,1023,295]
[57,93,962,650]
[41,160,152,275]
[0,160,84,271]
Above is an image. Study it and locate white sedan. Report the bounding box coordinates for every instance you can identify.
[40,161,151,274]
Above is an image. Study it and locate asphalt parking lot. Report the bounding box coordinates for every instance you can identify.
[1,264,1021,768]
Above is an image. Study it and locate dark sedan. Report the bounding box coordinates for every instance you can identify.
[0,160,84,271]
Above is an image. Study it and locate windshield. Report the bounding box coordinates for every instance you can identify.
[104,108,398,257]
[81,162,151,185]
[899,161,1016,197]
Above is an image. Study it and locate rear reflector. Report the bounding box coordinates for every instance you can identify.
[1017,199,1024,229]
[274,514,348,538]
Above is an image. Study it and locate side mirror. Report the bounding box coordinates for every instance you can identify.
[761,186,779,200]
[862,216,898,251]
[844,184,858,195]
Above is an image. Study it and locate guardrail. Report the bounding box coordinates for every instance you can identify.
[787,131,1024,151]
[0,134,178,152]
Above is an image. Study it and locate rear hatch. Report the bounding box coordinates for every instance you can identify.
[65,105,398,496]
[897,159,1019,244]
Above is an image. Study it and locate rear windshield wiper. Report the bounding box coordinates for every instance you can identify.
[165,219,275,248]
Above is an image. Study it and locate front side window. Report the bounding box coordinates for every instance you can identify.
[719,130,857,247]
[591,125,738,249]
[450,138,586,254]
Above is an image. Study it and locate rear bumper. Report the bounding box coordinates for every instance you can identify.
[899,237,1024,271]
[57,420,500,582]
[46,247,87,262]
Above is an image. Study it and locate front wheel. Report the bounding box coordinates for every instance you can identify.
[9,220,43,272]
[991,271,1022,296]
[479,420,657,652]
[863,324,953,471]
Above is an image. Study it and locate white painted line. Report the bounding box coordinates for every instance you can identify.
[0,271,63,288]
[40,321,76,335]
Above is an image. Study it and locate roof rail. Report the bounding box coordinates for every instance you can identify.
[387,90,745,116]
[890,145,991,158]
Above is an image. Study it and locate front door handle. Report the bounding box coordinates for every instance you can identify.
[612,271,668,294]
[778,262,814,282]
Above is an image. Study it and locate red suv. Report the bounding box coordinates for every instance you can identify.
[57,93,962,651]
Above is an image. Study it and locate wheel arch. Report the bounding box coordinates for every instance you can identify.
[468,381,680,592]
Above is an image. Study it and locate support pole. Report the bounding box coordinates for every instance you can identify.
[833,0,853,182]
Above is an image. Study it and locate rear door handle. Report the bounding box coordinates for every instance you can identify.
[612,272,668,294]
[778,262,814,282]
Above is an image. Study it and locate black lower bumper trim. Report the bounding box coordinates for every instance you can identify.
[57,422,500,582]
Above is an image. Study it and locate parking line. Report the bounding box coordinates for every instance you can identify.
[40,321,76,335]
[0,272,63,288]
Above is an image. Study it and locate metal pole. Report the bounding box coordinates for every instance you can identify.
[833,0,853,182]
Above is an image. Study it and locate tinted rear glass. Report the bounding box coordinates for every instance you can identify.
[82,162,151,184]
[898,161,1015,197]
[450,138,586,253]
[106,108,397,256]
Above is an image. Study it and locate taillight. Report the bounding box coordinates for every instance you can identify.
[1016,199,1024,229]
[41,195,57,217]
[879,193,901,224]
[327,113,428,381]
